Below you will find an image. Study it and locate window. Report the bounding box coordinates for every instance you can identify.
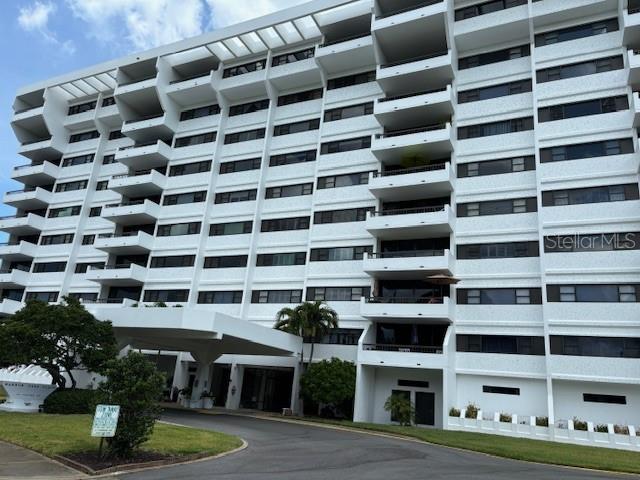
[269,150,316,166]
[261,216,310,232]
[156,222,201,237]
[81,234,95,245]
[55,180,88,192]
[163,190,207,205]
[180,104,220,121]
[109,130,124,140]
[168,160,212,177]
[321,136,371,154]
[458,117,533,139]
[174,131,216,147]
[538,96,628,122]
[265,183,312,199]
[459,45,530,70]
[62,154,94,167]
[458,79,532,104]
[324,102,373,122]
[229,99,269,116]
[89,207,102,217]
[277,88,323,106]
[25,291,58,302]
[541,184,639,207]
[95,181,108,191]
[310,246,373,261]
[69,130,99,143]
[550,336,640,358]
[224,128,265,144]
[273,119,320,136]
[102,154,117,165]
[314,208,372,224]
[541,138,633,163]
[40,233,74,245]
[483,386,520,395]
[75,262,105,273]
[457,288,542,304]
[457,335,546,355]
[535,18,618,47]
[537,55,624,83]
[306,328,363,345]
[223,59,266,78]
[251,290,302,303]
[397,380,430,388]
[68,292,98,302]
[219,157,261,174]
[458,156,535,177]
[102,96,115,107]
[204,255,248,268]
[306,287,370,301]
[149,255,195,268]
[68,100,96,115]
[455,0,527,21]
[544,232,640,253]
[48,205,81,218]
[457,197,537,217]
[272,47,315,66]
[32,262,66,273]
[209,221,253,236]
[214,189,257,204]
[457,241,539,259]
[547,284,639,303]
[256,252,306,266]
[583,394,626,404]
[317,171,371,189]
[327,71,375,90]
[143,290,189,302]
[197,291,243,304]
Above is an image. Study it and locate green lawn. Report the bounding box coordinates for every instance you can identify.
[291,417,640,475]
[0,411,242,458]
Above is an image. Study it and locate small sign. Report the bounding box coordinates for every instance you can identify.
[91,404,120,438]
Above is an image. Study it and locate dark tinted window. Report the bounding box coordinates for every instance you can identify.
[223,59,266,78]
[455,0,527,21]
[457,335,546,355]
[32,261,66,273]
[163,191,207,205]
[48,206,81,218]
[537,55,623,83]
[458,117,533,139]
[214,189,257,204]
[143,290,189,302]
[324,102,373,122]
[269,150,316,166]
[310,246,373,261]
[535,18,618,47]
[483,385,520,395]
[327,71,376,90]
[458,79,531,103]
[265,183,312,199]
[317,171,371,188]
[272,47,315,66]
[314,207,373,224]
[273,119,320,136]
[458,156,535,177]
[541,184,639,206]
[538,96,628,122]
[40,233,74,245]
[62,154,94,167]
[198,291,243,303]
[251,290,302,303]
[229,99,269,116]
[540,138,633,163]
[261,216,310,232]
[224,128,265,144]
[320,136,371,154]
[550,335,640,358]
[256,252,306,266]
[458,241,539,259]
[209,221,253,236]
[180,104,220,121]
[457,288,542,304]
[277,88,323,106]
[25,291,59,302]
[168,160,212,176]
[149,255,195,268]
[547,284,638,303]
[306,286,370,301]
[459,45,530,70]
[174,131,216,147]
[156,222,201,236]
[69,130,99,143]
[457,197,537,216]
[220,157,261,174]
[68,100,96,115]
[204,255,248,268]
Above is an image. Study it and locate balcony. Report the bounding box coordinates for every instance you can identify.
[634,92,640,127]
[0,213,45,235]
[368,163,453,200]
[363,249,454,279]
[376,50,453,96]
[218,64,268,101]
[94,231,155,254]
[371,123,452,163]
[366,205,453,240]
[315,33,375,74]
[114,74,158,97]
[166,71,216,106]
[623,6,640,46]
[359,342,447,369]
[0,241,38,260]
[85,263,147,286]
[374,86,453,129]
[101,200,160,225]
[549,355,640,384]
[18,136,62,162]
[121,113,175,143]
[3,187,52,210]
[12,104,44,122]
[0,267,31,288]
[629,50,640,86]
[533,0,614,28]
[10,160,60,186]
[108,170,166,197]
[0,298,23,317]
[115,140,171,170]
[269,54,321,91]
[360,295,451,320]
[374,0,446,29]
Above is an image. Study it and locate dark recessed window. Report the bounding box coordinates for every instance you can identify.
[398,380,430,388]
[95,181,108,191]
[224,128,265,144]
[583,393,626,404]
[455,0,527,21]
[265,183,313,199]
[320,136,371,154]
[537,55,624,83]
[81,234,95,245]
[229,99,270,117]
[180,104,220,121]
[273,119,320,136]
[156,222,201,237]
[534,18,618,47]
[149,255,195,268]
[256,252,306,266]
[324,102,373,122]
[163,191,207,205]
[272,47,315,67]
[168,160,212,177]
[204,255,248,268]
[314,208,373,224]
[101,96,116,107]
[48,206,81,218]
[40,233,74,245]
[550,335,640,358]
[458,156,535,177]
[214,189,257,204]
[457,334,546,355]
[277,88,323,106]
[483,385,520,395]
[310,246,373,261]
[457,288,542,304]
[458,117,533,139]
[209,221,253,236]
[269,150,316,166]
[457,241,539,259]
[251,290,302,303]
[261,216,310,232]
[68,100,96,116]
[220,157,261,174]
[109,130,124,140]
[540,138,633,163]
[102,154,117,164]
[317,171,371,189]
[547,284,639,303]
[74,262,105,273]
[223,59,266,78]
[55,180,88,193]
[62,154,94,167]
[459,45,530,70]
[32,261,66,273]
[198,291,243,304]
[327,71,376,90]
[69,130,99,143]
[458,79,532,104]
[68,292,99,302]
[457,197,537,217]
[306,286,370,301]
[174,131,216,147]
[143,290,189,302]
[89,206,102,217]
[541,184,639,207]
[538,96,628,122]
[25,291,59,302]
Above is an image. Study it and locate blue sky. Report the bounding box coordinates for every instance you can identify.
[0,0,305,218]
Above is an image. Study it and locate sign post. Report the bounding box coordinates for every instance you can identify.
[91,404,120,458]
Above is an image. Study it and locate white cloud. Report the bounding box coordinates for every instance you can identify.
[17,1,76,54]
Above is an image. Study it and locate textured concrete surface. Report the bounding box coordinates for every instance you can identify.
[0,441,84,480]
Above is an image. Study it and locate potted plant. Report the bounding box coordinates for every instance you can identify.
[179,387,192,407]
[201,391,216,409]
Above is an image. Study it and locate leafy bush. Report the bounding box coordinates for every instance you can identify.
[614,425,629,435]
[300,358,356,417]
[464,403,479,419]
[43,389,97,414]
[573,418,588,431]
[535,416,549,427]
[499,413,512,423]
[449,407,460,417]
[384,393,414,426]
[595,424,609,433]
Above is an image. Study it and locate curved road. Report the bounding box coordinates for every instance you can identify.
[119,410,628,480]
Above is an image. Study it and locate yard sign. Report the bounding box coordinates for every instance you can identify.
[91,404,120,437]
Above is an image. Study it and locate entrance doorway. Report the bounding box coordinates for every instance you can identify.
[210,364,231,406]
[415,392,435,426]
[240,367,294,412]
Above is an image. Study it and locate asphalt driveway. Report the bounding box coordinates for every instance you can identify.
[119,410,629,480]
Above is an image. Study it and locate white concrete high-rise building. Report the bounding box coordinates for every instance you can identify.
[3,0,640,430]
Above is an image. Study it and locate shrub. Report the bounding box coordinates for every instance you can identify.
[42,389,97,414]
[384,393,414,426]
[499,413,512,423]
[449,407,460,417]
[464,402,479,419]
[595,424,609,433]
[300,358,356,418]
[535,416,549,427]
[573,417,588,431]
[614,425,629,435]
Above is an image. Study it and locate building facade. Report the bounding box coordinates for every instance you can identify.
[3,0,640,428]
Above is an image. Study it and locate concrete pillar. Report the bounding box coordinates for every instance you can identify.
[353,364,374,422]
[289,361,302,414]
[225,363,244,410]
[190,350,221,403]
[171,352,189,391]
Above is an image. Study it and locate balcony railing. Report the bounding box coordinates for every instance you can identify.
[371,205,446,217]
[124,113,164,124]
[89,263,144,270]
[15,105,44,114]
[21,136,52,146]
[320,32,371,48]
[378,87,447,103]
[0,265,31,273]
[363,343,443,354]
[111,169,157,180]
[375,123,447,139]
[118,140,166,151]
[5,187,37,195]
[381,50,448,69]
[376,0,443,19]
[97,231,147,239]
[118,74,157,87]
[83,298,131,304]
[373,163,447,178]
[104,199,154,209]
[367,249,445,259]
[366,296,445,304]
[169,72,212,84]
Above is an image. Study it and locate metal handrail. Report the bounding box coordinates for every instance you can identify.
[15,105,44,114]
[123,112,164,124]
[118,140,166,151]
[362,343,443,354]
[378,87,447,103]
[6,187,37,195]
[89,263,141,270]
[376,0,443,19]
[104,199,151,208]
[83,298,128,304]
[111,169,157,179]
[97,231,147,239]
[118,74,157,87]
[320,32,371,48]
[455,0,527,21]
[366,296,445,304]
[13,161,51,170]
[0,265,31,273]
[169,71,211,84]
[381,50,448,68]
[376,123,447,139]
[372,205,446,217]
[368,249,445,259]
[21,136,52,146]
[373,163,447,177]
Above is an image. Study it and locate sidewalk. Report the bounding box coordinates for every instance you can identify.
[0,441,85,480]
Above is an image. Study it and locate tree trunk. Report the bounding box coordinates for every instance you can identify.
[67,369,77,389]
[308,342,315,367]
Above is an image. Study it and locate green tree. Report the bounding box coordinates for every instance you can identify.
[300,358,356,416]
[274,301,339,365]
[0,297,117,389]
[384,393,415,426]
[97,351,165,458]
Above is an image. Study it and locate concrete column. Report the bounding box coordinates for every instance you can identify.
[171,352,189,391]
[289,361,302,414]
[190,350,221,402]
[353,364,374,422]
[225,363,244,410]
